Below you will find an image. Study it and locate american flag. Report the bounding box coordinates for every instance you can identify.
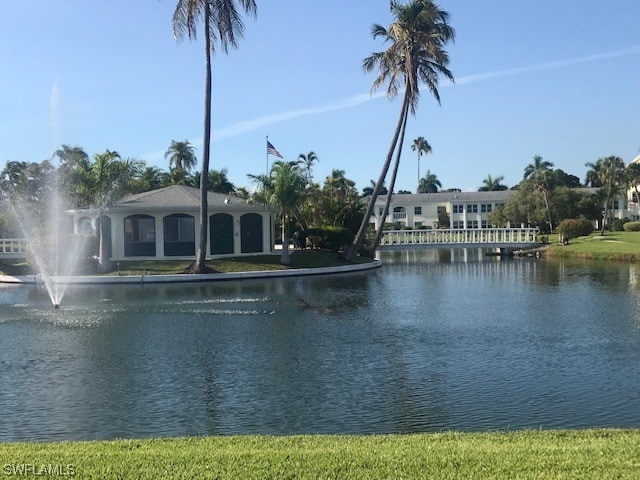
[267,141,283,158]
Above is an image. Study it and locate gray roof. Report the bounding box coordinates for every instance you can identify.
[107,185,268,212]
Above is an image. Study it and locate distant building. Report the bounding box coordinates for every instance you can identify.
[369,188,638,230]
[627,155,640,221]
[68,185,275,261]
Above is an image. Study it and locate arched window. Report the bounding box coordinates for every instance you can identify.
[124,215,156,257]
[163,214,195,256]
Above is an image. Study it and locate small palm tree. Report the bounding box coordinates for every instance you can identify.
[173,0,257,273]
[418,170,442,193]
[249,162,307,265]
[298,151,319,182]
[164,140,197,185]
[479,174,507,192]
[92,150,143,272]
[208,168,235,194]
[524,155,554,180]
[411,136,432,191]
[361,179,388,198]
[586,156,626,234]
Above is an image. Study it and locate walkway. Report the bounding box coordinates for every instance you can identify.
[379,228,540,250]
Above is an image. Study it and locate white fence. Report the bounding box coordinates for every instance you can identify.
[0,238,28,258]
[379,228,539,248]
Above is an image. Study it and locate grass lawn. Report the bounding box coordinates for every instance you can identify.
[545,231,640,261]
[0,250,373,276]
[1,430,639,479]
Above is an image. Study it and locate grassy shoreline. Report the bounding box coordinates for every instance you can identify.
[543,231,640,261]
[1,430,639,479]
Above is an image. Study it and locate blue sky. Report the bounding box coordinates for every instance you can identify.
[2,0,639,193]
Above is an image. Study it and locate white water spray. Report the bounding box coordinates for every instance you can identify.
[9,175,89,308]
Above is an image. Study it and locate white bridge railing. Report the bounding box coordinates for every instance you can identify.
[0,238,28,258]
[379,228,539,248]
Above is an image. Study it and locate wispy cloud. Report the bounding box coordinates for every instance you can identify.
[141,44,640,161]
[212,91,385,141]
[454,45,640,86]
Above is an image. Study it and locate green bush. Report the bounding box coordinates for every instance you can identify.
[623,221,640,232]
[556,219,594,241]
[611,218,630,231]
[305,227,355,252]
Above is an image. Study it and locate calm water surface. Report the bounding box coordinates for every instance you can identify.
[1,249,640,442]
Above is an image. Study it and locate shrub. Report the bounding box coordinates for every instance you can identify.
[611,218,630,231]
[304,227,354,252]
[623,221,640,232]
[556,219,594,242]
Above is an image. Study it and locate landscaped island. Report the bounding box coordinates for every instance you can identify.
[0,250,373,277]
[1,429,639,479]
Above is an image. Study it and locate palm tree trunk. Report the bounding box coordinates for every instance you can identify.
[542,190,553,233]
[344,89,411,261]
[373,104,409,251]
[601,191,612,236]
[97,210,111,273]
[195,4,212,274]
[280,215,291,266]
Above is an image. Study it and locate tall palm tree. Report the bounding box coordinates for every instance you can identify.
[418,169,442,193]
[586,156,626,235]
[523,155,553,180]
[298,151,319,182]
[479,174,507,192]
[248,161,307,266]
[164,140,197,185]
[344,0,454,260]
[411,136,432,191]
[173,0,257,273]
[373,105,410,250]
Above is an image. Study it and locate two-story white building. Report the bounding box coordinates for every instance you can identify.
[369,186,639,230]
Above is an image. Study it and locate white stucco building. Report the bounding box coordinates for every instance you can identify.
[68,185,275,261]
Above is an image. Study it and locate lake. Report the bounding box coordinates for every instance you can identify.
[1,249,639,442]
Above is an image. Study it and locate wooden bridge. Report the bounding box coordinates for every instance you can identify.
[378,228,540,250]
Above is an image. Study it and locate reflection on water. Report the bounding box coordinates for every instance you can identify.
[1,250,640,441]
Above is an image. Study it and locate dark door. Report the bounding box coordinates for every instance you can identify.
[240,213,263,253]
[210,213,234,255]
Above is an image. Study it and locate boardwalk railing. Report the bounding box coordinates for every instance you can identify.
[379,228,539,249]
[0,238,28,259]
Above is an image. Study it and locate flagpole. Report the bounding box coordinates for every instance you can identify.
[266,135,269,176]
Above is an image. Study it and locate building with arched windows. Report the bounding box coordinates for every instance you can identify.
[68,185,274,261]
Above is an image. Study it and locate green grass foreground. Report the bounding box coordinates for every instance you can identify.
[545,231,640,261]
[1,430,639,479]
